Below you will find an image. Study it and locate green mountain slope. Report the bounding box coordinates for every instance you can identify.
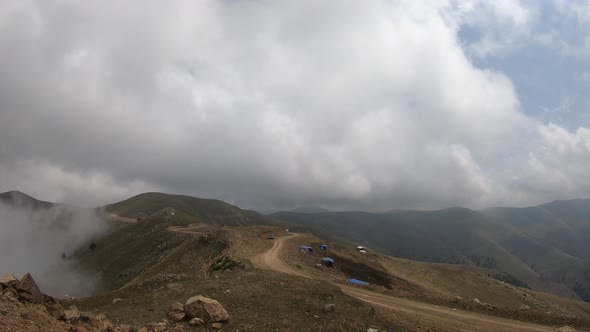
[273,201,590,301]
[102,192,289,227]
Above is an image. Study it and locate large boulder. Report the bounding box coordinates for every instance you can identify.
[16,273,44,304]
[184,295,229,322]
[0,274,18,288]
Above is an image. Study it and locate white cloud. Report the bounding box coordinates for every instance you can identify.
[0,1,589,210]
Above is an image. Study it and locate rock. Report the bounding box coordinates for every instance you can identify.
[0,274,18,288]
[367,327,379,332]
[519,304,530,311]
[189,318,205,326]
[211,322,222,329]
[453,296,463,302]
[3,287,18,299]
[16,273,45,304]
[184,295,229,322]
[554,327,576,332]
[168,311,186,322]
[169,301,184,312]
[168,301,186,321]
[323,303,336,313]
[44,301,65,320]
[90,314,113,331]
[473,298,481,305]
[112,298,124,304]
[64,305,81,322]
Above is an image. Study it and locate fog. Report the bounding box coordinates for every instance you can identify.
[0,197,108,297]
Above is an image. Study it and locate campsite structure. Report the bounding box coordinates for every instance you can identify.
[321,244,328,250]
[299,246,313,253]
[321,257,334,267]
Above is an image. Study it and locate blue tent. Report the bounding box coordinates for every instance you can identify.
[299,246,313,252]
[321,257,334,267]
[321,244,328,250]
[347,278,369,285]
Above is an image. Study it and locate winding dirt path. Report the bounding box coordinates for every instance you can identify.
[251,234,555,332]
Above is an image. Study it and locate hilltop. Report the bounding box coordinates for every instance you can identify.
[0,190,55,209]
[102,192,289,227]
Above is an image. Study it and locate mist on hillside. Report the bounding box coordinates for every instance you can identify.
[0,200,108,297]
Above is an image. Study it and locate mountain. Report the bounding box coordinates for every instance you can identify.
[287,205,332,214]
[272,199,590,302]
[0,190,55,210]
[102,192,290,227]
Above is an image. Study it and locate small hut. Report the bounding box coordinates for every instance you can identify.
[299,246,313,253]
[321,257,335,267]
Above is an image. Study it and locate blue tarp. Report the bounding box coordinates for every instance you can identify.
[321,244,328,250]
[321,257,334,263]
[299,246,313,252]
[347,278,369,285]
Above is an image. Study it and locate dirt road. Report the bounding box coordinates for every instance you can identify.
[251,234,555,332]
[251,233,308,278]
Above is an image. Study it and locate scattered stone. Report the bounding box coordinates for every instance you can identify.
[16,273,44,304]
[211,322,222,329]
[367,327,379,332]
[168,310,186,322]
[112,298,124,304]
[453,296,463,302]
[189,317,205,326]
[323,303,336,313]
[167,301,186,322]
[185,295,229,322]
[520,304,530,311]
[473,298,481,305]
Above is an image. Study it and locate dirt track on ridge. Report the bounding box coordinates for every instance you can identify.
[251,234,555,332]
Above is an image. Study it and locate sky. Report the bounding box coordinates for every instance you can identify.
[1,0,590,211]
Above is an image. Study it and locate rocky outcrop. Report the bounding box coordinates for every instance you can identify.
[17,273,45,304]
[184,295,230,323]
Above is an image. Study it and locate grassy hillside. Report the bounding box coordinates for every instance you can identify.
[102,192,290,227]
[70,210,396,331]
[0,190,55,209]
[272,201,590,301]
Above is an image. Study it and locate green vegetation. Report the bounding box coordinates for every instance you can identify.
[210,256,246,272]
[103,192,292,227]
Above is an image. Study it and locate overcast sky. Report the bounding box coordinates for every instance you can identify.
[1,0,590,211]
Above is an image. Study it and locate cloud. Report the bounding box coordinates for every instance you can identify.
[0,198,108,296]
[0,1,589,210]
